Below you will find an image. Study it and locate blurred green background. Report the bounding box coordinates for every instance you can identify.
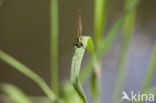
[0,0,156,103]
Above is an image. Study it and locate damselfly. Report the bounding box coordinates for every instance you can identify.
[74,10,84,49]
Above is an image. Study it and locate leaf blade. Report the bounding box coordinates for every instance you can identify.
[71,36,90,103]
[142,43,156,90]
[0,83,32,103]
[0,50,58,102]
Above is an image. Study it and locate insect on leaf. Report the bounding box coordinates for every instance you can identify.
[71,36,91,103]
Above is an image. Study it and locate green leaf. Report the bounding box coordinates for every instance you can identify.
[112,0,140,102]
[142,43,156,90]
[136,87,156,103]
[125,0,140,12]
[97,0,139,59]
[0,83,32,103]
[80,12,127,83]
[80,0,140,83]
[87,37,94,56]
[94,0,107,47]
[60,81,82,103]
[86,37,101,103]
[112,6,136,103]
[71,36,91,103]
[90,71,100,103]
[144,87,156,96]
[80,38,95,83]
[135,43,156,103]
[0,50,59,102]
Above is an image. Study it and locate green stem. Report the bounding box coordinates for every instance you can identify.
[94,0,107,48]
[138,50,156,103]
[80,13,126,83]
[80,0,140,84]
[142,43,156,91]
[93,0,107,102]
[0,50,58,102]
[50,0,59,95]
[112,0,136,102]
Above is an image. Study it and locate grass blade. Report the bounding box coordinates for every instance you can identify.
[144,87,156,96]
[136,43,156,103]
[142,43,156,90]
[80,12,127,83]
[71,36,90,103]
[112,4,136,103]
[80,0,140,83]
[97,0,139,59]
[96,13,126,59]
[50,0,59,95]
[80,14,126,83]
[0,50,58,102]
[0,83,32,103]
[79,12,125,83]
[87,37,101,103]
[60,81,82,103]
[86,37,94,56]
[90,70,100,103]
[80,59,93,82]
[136,87,156,103]
[94,0,107,47]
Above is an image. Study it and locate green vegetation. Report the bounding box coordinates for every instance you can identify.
[0,0,156,103]
[0,83,32,103]
[112,0,137,102]
[50,0,59,95]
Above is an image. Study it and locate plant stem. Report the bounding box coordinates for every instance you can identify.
[138,54,156,103]
[112,0,136,102]
[142,43,156,90]
[80,0,140,84]
[0,50,58,102]
[50,0,59,95]
[94,0,107,48]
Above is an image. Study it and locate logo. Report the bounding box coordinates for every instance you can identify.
[121,91,154,102]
